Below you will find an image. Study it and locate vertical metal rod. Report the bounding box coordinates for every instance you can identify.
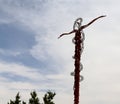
[58,15,106,104]
[73,30,81,104]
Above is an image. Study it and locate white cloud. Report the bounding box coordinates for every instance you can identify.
[0,61,73,104]
[0,61,43,81]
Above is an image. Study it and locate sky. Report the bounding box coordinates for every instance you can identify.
[0,0,120,104]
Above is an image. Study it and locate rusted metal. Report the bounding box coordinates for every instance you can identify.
[58,15,106,104]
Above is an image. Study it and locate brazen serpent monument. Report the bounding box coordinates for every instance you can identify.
[58,15,106,104]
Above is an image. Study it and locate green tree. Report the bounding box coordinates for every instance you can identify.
[43,91,56,104]
[7,91,56,104]
[29,91,40,104]
[8,92,26,104]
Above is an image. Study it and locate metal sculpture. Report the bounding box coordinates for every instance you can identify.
[58,15,106,104]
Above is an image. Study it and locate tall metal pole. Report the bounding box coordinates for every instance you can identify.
[58,15,106,104]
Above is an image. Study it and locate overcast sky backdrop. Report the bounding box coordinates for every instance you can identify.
[0,0,120,104]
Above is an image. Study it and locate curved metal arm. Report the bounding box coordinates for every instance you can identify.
[58,15,106,39]
[58,30,77,39]
[81,15,106,29]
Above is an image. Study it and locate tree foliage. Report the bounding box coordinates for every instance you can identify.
[43,91,56,104]
[7,91,55,104]
[29,91,40,104]
[7,92,25,104]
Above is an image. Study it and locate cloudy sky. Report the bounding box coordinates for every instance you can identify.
[0,0,120,104]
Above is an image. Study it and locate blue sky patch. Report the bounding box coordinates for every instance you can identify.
[0,23,36,51]
[0,72,30,82]
[0,22,49,70]
[0,51,49,70]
